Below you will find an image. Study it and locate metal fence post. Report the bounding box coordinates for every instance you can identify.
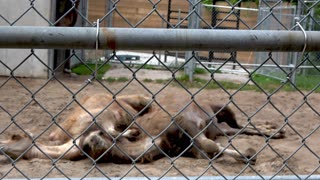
[185,0,201,82]
[105,0,114,59]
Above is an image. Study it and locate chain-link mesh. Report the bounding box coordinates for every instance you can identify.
[0,0,319,179]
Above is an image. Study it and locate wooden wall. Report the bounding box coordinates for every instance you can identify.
[87,1,261,64]
[88,0,169,28]
[88,1,259,28]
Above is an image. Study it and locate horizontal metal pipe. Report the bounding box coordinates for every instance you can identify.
[10,175,320,180]
[198,61,320,69]
[0,26,320,51]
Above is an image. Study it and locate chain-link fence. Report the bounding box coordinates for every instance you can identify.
[0,0,320,179]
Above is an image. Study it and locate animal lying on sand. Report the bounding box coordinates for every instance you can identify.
[0,93,285,164]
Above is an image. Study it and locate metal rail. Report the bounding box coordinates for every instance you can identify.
[0,26,320,51]
[10,175,320,180]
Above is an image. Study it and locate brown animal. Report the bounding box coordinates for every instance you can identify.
[0,93,284,164]
[48,94,150,144]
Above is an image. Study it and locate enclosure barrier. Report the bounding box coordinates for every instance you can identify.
[1,26,320,51]
[1,0,320,179]
[9,175,320,180]
[0,25,319,180]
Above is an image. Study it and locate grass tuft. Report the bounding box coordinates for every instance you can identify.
[145,73,319,93]
[72,64,319,92]
[71,63,111,80]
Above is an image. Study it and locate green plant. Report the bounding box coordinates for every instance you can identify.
[104,76,129,83]
[117,77,129,82]
[295,75,320,92]
[153,73,319,93]
[104,77,116,83]
[71,63,111,76]
[143,78,153,83]
[194,67,208,74]
[251,73,319,92]
[136,64,158,70]
[155,79,166,83]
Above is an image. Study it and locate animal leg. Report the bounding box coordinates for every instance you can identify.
[194,134,220,157]
[210,105,285,139]
[187,134,221,159]
[222,125,285,139]
[250,124,285,139]
[112,136,163,163]
[117,95,151,115]
[217,143,257,165]
[178,117,220,158]
[179,117,257,164]
[37,139,84,160]
[0,137,33,160]
[122,128,140,141]
[135,137,163,163]
[1,136,83,160]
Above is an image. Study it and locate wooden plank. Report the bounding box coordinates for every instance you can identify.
[88,0,106,23]
[87,1,260,30]
[113,0,168,10]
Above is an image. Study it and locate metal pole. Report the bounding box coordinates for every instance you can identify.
[48,0,57,79]
[175,9,181,67]
[105,0,113,59]
[0,27,320,51]
[9,175,320,180]
[80,0,88,71]
[185,0,201,82]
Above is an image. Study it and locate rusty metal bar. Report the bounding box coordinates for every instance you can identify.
[0,26,320,51]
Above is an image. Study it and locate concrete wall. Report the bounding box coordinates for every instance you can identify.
[0,0,52,78]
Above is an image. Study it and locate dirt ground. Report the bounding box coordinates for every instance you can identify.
[103,67,251,84]
[0,74,319,179]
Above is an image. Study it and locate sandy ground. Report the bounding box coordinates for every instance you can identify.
[0,72,319,179]
[103,67,251,84]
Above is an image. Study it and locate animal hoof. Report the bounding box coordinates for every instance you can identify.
[244,148,257,165]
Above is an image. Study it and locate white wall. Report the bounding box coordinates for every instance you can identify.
[0,1,52,78]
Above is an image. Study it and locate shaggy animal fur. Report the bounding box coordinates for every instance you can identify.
[0,94,284,164]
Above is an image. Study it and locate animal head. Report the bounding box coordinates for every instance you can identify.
[79,126,113,161]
